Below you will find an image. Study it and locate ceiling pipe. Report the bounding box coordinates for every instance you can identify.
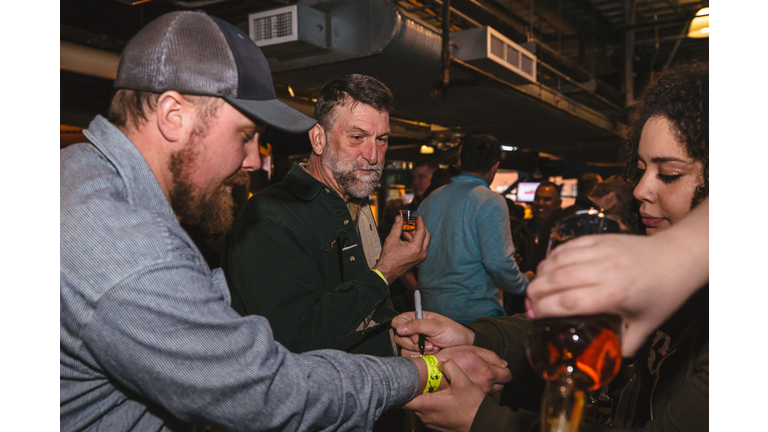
[60,41,120,80]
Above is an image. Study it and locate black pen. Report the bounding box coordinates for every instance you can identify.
[414,290,425,356]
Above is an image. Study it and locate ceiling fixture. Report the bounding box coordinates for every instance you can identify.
[420,145,435,154]
[687,7,709,38]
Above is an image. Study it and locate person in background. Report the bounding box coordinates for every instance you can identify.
[530,174,636,263]
[505,198,526,221]
[391,60,709,432]
[588,174,634,227]
[510,181,562,273]
[421,166,455,201]
[576,172,603,205]
[417,133,530,323]
[406,159,439,210]
[60,12,510,431]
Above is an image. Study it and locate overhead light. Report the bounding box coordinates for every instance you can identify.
[501,145,518,152]
[420,145,435,154]
[687,7,709,38]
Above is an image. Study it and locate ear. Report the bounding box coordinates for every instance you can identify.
[155,91,188,144]
[490,161,500,174]
[604,191,618,210]
[308,123,327,156]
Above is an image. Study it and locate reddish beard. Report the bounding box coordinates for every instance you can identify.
[169,142,235,237]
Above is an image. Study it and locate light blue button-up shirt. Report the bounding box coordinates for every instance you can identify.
[417,174,528,323]
[60,116,419,431]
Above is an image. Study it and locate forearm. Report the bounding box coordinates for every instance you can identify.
[652,197,709,298]
[467,315,544,406]
[467,315,531,369]
[83,273,419,431]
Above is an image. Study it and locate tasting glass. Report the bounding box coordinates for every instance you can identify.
[526,208,626,432]
[400,209,419,232]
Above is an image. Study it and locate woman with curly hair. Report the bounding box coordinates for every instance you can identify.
[391,62,710,432]
[624,61,708,235]
[526,61,710,430]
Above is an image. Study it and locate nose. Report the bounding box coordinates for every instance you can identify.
[360,140,379,165]
[241,139,262,172]
[633,171,655,203]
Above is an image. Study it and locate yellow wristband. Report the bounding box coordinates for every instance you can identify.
[422,355,442,393]
[372,269,388,285]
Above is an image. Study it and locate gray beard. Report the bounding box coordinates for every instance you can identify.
[322,151,383,199]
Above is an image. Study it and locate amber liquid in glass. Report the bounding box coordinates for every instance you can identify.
[528,314,622,391]
[403,222,416,232]
[527,314,622,432]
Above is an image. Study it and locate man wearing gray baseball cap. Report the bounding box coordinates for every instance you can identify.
[60,11,510,431]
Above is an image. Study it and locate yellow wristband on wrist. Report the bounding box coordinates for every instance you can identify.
[422,355,442,393]
[372,269,388,285]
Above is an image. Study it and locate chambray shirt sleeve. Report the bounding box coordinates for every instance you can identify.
[82,259,418,431]
[225,213,390,353]
[476,196,528,295]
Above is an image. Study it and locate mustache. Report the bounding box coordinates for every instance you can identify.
[224,169,251,187]
[348,161,383,177]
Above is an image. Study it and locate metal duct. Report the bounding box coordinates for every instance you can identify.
[60,41,120,80]
[260,0,624,163]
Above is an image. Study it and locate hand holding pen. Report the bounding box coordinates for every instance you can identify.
[392,310,477,355]
[414,290,426,356]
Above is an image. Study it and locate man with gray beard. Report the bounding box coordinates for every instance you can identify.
[223,75,429,363]
[223,76,428,431]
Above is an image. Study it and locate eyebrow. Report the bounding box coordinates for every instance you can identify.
[650,156,691,164]
[348,125,390,138]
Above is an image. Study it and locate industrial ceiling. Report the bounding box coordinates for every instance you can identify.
[61,0,709,173]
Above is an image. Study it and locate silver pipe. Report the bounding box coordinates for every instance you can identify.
[60,41,120,80]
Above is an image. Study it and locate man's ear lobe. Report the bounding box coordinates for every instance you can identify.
[156,91,186,143]
[308,123,326,156]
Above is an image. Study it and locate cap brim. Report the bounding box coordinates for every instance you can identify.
[224,96,316,134]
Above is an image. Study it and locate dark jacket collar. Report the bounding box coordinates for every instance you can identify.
[283,163,329,202]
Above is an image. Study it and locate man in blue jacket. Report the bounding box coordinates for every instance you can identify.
[417,133,531,323]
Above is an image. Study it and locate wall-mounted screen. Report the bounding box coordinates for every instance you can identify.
[516,182,540,203]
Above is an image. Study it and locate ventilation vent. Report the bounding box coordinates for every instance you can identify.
[452,26,537,84]
[251,11,294,43]
[248,5,328,58]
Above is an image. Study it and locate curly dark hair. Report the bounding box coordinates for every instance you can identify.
[622,61,709,233]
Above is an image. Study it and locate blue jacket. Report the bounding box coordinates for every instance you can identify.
[417,174,528,322]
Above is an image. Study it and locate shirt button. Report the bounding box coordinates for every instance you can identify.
[344,219,350,225]
[325,188,330,193]
[350,256,356,262]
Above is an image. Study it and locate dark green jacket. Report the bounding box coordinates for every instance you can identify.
[464,291,709,432]
[222,163,398,357]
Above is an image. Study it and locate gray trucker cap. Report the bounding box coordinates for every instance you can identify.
[114,11,316,134]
